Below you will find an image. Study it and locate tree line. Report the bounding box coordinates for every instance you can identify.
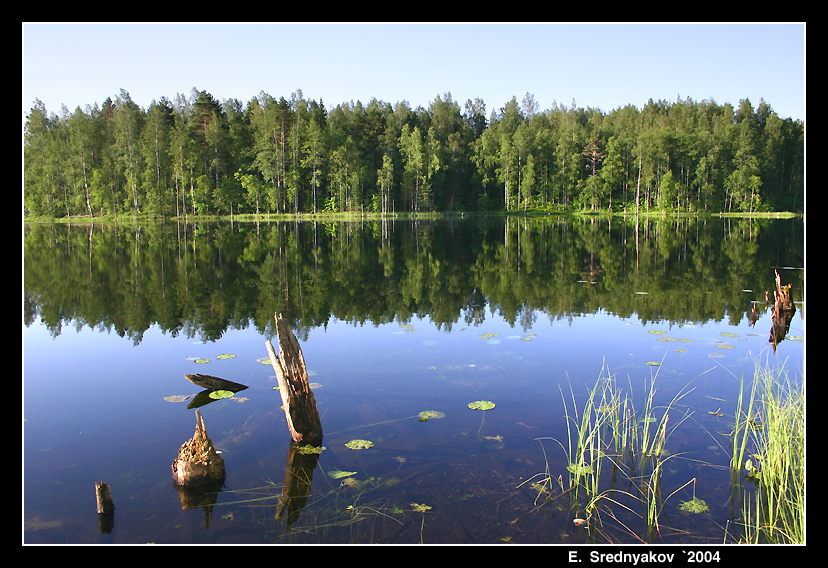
[23,88,804,219]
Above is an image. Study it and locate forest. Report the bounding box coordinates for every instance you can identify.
[23,88,804,219]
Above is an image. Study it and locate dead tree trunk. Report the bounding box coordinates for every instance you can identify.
[266,313,323,445]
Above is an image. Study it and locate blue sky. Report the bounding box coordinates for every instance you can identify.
[22,22,805,122]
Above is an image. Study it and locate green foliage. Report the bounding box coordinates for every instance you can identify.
[24,91,804,220]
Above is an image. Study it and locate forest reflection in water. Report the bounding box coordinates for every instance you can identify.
[23,214,803,342]
[22,214,804,544]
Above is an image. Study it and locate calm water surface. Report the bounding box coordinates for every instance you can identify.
[23,216,804,544]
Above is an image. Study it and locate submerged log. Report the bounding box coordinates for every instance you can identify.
[184,374,249,409]
[172,409,225,487]
[184,373,248,393]
[267,313,323,445]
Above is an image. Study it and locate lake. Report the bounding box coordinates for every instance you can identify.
[23,215,804,544]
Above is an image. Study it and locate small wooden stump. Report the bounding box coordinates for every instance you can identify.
[95,481,114,514]
[267,313,323,445]
[95,481,115,534]
[172,409,225,487]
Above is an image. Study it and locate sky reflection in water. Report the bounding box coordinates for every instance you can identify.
[23,218,804,543]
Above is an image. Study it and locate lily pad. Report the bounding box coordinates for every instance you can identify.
[648,330,667,335]
[216,353,236,359]
[567,462,594,476]
[418,410,446,421]
[193,358,211,364]
[478,332,498,339]
[296,444,326,455]
[657,336,678,342]
[345,439,374,450]
[208,389,235,400]
[715,343,735,349]
[679,496,709,514]
[720,332,740,338]
[163,395,191,403]
[328,469,357,479]
[645,361,661,366]
[468,400,495,411]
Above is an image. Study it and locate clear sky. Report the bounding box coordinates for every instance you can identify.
[22,22,805,122]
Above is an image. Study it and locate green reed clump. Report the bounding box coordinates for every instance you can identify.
[521,360,697,542]
[731,358,804,544]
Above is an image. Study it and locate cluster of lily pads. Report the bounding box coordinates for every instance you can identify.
[312,400,500,482]
[643,329,756,365]
[477,332,536,344]
[185,353,237,365]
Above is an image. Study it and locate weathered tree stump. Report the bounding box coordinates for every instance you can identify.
[769,270,797,352]
[95,481,115,533]
[172,409,225,487]
[267,313,323,445]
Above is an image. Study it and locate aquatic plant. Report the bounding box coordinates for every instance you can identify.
[411,503,432,543]
[522,359,699,542]
[730,358,804,544]
[468,400,495,439]
[295,444,326,455]
[208,389,235,399]
[418,410,445,421]
[164,394,191,403]
[345,439,374,450]
[679,496,709,514]
[328,469,357,479]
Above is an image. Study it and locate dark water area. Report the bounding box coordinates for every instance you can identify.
[23,215,804,545]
